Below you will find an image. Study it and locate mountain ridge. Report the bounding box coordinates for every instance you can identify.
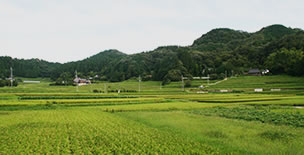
[1,24,304,81]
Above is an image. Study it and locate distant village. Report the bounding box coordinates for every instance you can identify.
[1,67,270,88]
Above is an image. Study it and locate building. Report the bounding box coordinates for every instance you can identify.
[74,77,91,86]
[23,81,40,84]
[73,70,91,86]
[248,69,270,76]
[248,69,262,76]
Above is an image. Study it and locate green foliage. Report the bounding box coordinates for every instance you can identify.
[0,56,60,78]
[51,72,74,86]
[185,80,192,87]
[259,130,294,141]
[0,80,18,87]
[192,28,250,48]
[164,69,182,81]
[162,78,171,86]
[1,24,304,81]
[266,48,304,75]
[0,80,7,87]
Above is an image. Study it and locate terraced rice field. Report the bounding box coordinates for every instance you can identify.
[1,75,304,154]
[0,109,217,154]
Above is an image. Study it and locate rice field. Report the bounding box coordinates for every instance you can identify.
[1,75,304,154]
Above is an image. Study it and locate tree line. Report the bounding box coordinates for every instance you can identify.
[1,24,304,85]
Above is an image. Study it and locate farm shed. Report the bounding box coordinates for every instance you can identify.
[248,69,261,76]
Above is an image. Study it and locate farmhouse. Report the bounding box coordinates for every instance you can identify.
[73,77,91,86]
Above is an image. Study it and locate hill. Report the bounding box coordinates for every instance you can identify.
[50,49,127,80]
[0,24,304,82]
[0,56,60,78]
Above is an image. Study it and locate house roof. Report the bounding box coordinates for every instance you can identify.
[248,69,261,74]
[74,77,90,83]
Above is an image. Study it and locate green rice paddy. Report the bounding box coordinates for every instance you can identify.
[1,75,304,154]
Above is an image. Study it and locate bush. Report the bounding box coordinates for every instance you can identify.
[162,78,171,86]
[14,81,18,86]
[0,80,17,87]
[93,89,101,93]
[218,73,226,80]
[0,80,5,87]
[185,80,192,87]
[232,90,244,93]
[16,79,23,82]
[164,69,182,81]
[209,73,226,80]
[209,74,218,80]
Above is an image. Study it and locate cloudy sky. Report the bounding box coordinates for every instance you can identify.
[1,0,303,63]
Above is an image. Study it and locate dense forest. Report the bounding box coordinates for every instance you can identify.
[1,24,304,84]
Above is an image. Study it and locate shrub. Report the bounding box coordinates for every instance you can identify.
[209,74,218,80]
[162,78,171,86]
[185,80,192,87]
[93,89,100,93]
[0,80,18,87]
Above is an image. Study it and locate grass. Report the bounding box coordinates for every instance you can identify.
[116,111,304,154]
[206,75,304,92]
[191,105,304,127]
[0,75,304,154]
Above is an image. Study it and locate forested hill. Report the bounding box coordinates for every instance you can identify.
[1,24,304,82]
[0,57,60,78]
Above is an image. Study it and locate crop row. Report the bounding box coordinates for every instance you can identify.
[0,109,218,154]
[12,93,120,96]
[18,96,137,100]
[39,98,165,104]
[191,98,282,103]
[0,98,169,109]
[191,106,304,127]
[161,94,287,99]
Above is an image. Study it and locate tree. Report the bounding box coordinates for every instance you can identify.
[266,48,304,75]
[55,72,73,85]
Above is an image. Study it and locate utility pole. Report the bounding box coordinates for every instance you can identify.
[160,82,162,90]
[75,70,79,92]
[181,75,184,91]
[138,75,141,93]
[75,70,78,79]
[10,67,13,87]
[207,74,210,85]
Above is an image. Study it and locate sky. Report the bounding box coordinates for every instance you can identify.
[1,0,303,63]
